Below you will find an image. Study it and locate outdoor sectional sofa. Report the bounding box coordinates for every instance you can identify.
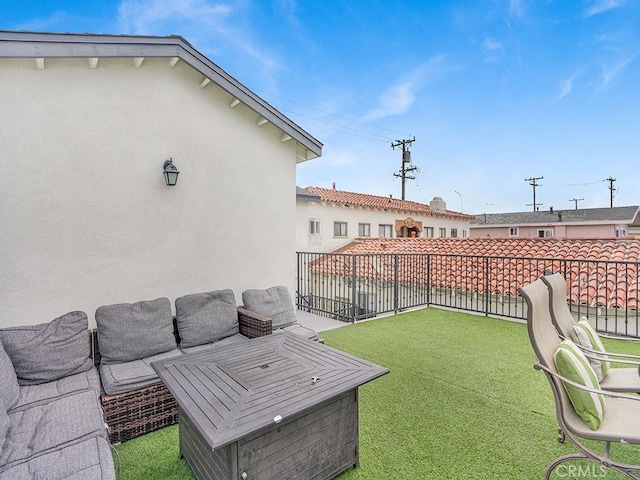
[0,283,321,480]
[0,311,115,480]
[94,285,320,444]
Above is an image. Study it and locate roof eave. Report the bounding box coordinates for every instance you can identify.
[0,30,322,160]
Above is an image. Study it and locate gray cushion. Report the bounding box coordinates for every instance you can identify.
[277,323,320,341]
[0,390,107,470]
[0,339,19,410]
[0,436,115,480]
[12,368,101,412]
[99,348,182,395]
[0,399,8,455]
[95,297,176,364]
[176,290,239,348]
[179,332,249,354]
[0,311,93,386]
[242,286,297,329]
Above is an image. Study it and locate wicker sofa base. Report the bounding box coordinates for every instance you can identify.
[102,382,178,444]
[93,306,272,444]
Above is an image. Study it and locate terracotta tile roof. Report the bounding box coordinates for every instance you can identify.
[305,186,474,220]
[307,237,640,310]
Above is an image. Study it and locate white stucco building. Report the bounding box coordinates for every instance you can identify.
[0,31,322,327]
[296,185,475,253]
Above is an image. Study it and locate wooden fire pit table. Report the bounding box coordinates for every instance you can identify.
[151,332,389,480]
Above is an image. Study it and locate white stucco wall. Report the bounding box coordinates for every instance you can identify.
[0,57,301,326]
[295,200,472,253]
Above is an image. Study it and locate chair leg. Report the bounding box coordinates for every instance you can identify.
[548,434,640,480]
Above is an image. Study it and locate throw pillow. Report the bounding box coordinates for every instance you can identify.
[96,297,176,364]
[175,290,239,348]
[554,339,606,430]
[0,339,19,410]
[570,318,610,382]
[0,311,93,385]
[242,286,296,329]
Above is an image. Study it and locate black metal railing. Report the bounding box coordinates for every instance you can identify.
[295,251,640,337]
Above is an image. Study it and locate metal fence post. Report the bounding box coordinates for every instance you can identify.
[351,254,357,323]
[393,253,399,313]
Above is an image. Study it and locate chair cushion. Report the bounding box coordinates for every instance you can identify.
[99,348,182,395]
[554,339,606,430]
[0,436,115,480]
[242,286,297,329]
[175,290,239,348]
[179,332,249,354]
[0,339,19,410]
[0,390,106,470]
[570,318,610,382]
[0,311,93,386]
[12,368,101,412]
[95,297,176,364]
[276,324,319,341]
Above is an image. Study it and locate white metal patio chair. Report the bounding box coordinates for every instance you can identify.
[542,272,640,392]
[519,277,640,479]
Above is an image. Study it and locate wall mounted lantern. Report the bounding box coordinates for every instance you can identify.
[163,158,180,186]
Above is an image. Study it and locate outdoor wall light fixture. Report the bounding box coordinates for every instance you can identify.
[163,158,180,186]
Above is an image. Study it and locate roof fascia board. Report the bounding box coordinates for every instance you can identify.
[0,31,322,159]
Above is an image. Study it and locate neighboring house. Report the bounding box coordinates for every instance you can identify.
[470,206,640,239]
[296,185,475,252]
[0,31,322,326]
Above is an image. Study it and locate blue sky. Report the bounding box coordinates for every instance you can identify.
[4,1,640,214]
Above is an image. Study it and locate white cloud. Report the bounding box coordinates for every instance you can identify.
[585,0,628,16]
[363,81,417,122]
[482,37,504,62]
[117,0,231,33]
[362,56,451,122]
[117,0,282,75]
[508,0,525,19]
[559,78,573,99]
[558,68,585,100]
[600,51,638,88]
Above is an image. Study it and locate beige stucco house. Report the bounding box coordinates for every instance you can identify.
[0,31,322,327]
[296,185,475,253]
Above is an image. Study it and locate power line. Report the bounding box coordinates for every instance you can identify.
[255,89,413,140]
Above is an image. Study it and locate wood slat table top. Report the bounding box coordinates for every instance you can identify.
[151,333,389,450]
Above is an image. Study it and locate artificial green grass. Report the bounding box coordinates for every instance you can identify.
[114,308,640,479]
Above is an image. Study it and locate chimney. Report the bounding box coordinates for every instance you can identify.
[549,206,553,213]
[332,182,336,190]
[429,197,446,213]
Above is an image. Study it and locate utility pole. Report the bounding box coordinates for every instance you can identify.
[391,137,416,200]
[606,177,616,208]
[524,176,544,211]
[569,198,584,210]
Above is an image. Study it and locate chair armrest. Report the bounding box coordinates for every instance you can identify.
[574,343,640,366]
[535,362,640,401]
[237,306,272,338]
